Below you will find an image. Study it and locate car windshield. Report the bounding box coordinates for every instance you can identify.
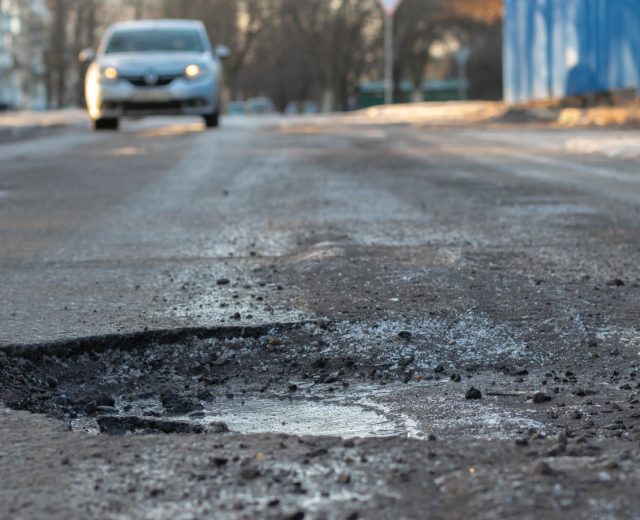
[105,28,204,54]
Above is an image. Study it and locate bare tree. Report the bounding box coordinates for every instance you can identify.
[71,0,99,106]
[393,0,504,101]
[394,0,451,101]
[46,0,70,108]
[288,0,377,111]
[133,0,146,19]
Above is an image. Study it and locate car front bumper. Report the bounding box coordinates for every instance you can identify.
[90,76,218,119]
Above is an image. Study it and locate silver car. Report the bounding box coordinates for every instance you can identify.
[82,20,229,131]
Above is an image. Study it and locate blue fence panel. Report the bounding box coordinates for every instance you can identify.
[504,0,640,103]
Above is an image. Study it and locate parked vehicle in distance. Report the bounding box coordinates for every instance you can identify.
[245,97,275,115]
[302,100,320,114]
[81,19,229,131]
[226,101,247,116]
[227,98,275,116]
[284,100,320,115]
[284,101,300,115]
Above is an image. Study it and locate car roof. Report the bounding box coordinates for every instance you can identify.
[109,19,205,32]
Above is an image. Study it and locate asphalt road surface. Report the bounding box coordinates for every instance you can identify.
[2,115,640,519]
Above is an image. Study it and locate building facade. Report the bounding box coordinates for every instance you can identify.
[0,0,49,109]
[0,0,19,108]
[503,0,640,103]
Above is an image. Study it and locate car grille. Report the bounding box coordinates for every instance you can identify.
[121,101,183,111]
[122,74,182,87]
[101,98,210,112]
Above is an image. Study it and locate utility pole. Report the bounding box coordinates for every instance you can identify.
[378,0,403,105]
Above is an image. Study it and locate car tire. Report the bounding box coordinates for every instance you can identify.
[203,111,219,128]
[93,118,119,131]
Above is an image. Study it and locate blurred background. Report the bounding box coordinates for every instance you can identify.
[1,0,639,114]
[0,0,502,113]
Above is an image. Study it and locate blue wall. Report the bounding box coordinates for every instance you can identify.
[504,0,640,103]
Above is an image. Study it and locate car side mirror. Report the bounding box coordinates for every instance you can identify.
[214,45,231,60]
[79,48,96,63]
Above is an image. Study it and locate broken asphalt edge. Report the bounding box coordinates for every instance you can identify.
[0,321,312,360]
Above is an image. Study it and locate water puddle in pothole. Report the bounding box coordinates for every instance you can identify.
[198,397,416,438]
[72,393,423,439]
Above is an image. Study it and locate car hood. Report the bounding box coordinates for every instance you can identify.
[99,52,209,75]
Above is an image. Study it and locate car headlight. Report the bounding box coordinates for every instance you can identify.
[101,67,119,82]
[185,64,206,79]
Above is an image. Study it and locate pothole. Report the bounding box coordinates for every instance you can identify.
[0,325,425,440]
[0,323,556,441]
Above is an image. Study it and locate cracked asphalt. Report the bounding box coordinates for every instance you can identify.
[2,114,640,519]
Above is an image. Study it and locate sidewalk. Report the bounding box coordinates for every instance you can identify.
[360,101,509,125]
[358,100,640,128]
[0,109,88,142]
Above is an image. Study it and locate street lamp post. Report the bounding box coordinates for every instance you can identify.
[378,0,403,106]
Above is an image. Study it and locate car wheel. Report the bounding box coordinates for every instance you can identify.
[93,118,119,131]
[203,111,219,128]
